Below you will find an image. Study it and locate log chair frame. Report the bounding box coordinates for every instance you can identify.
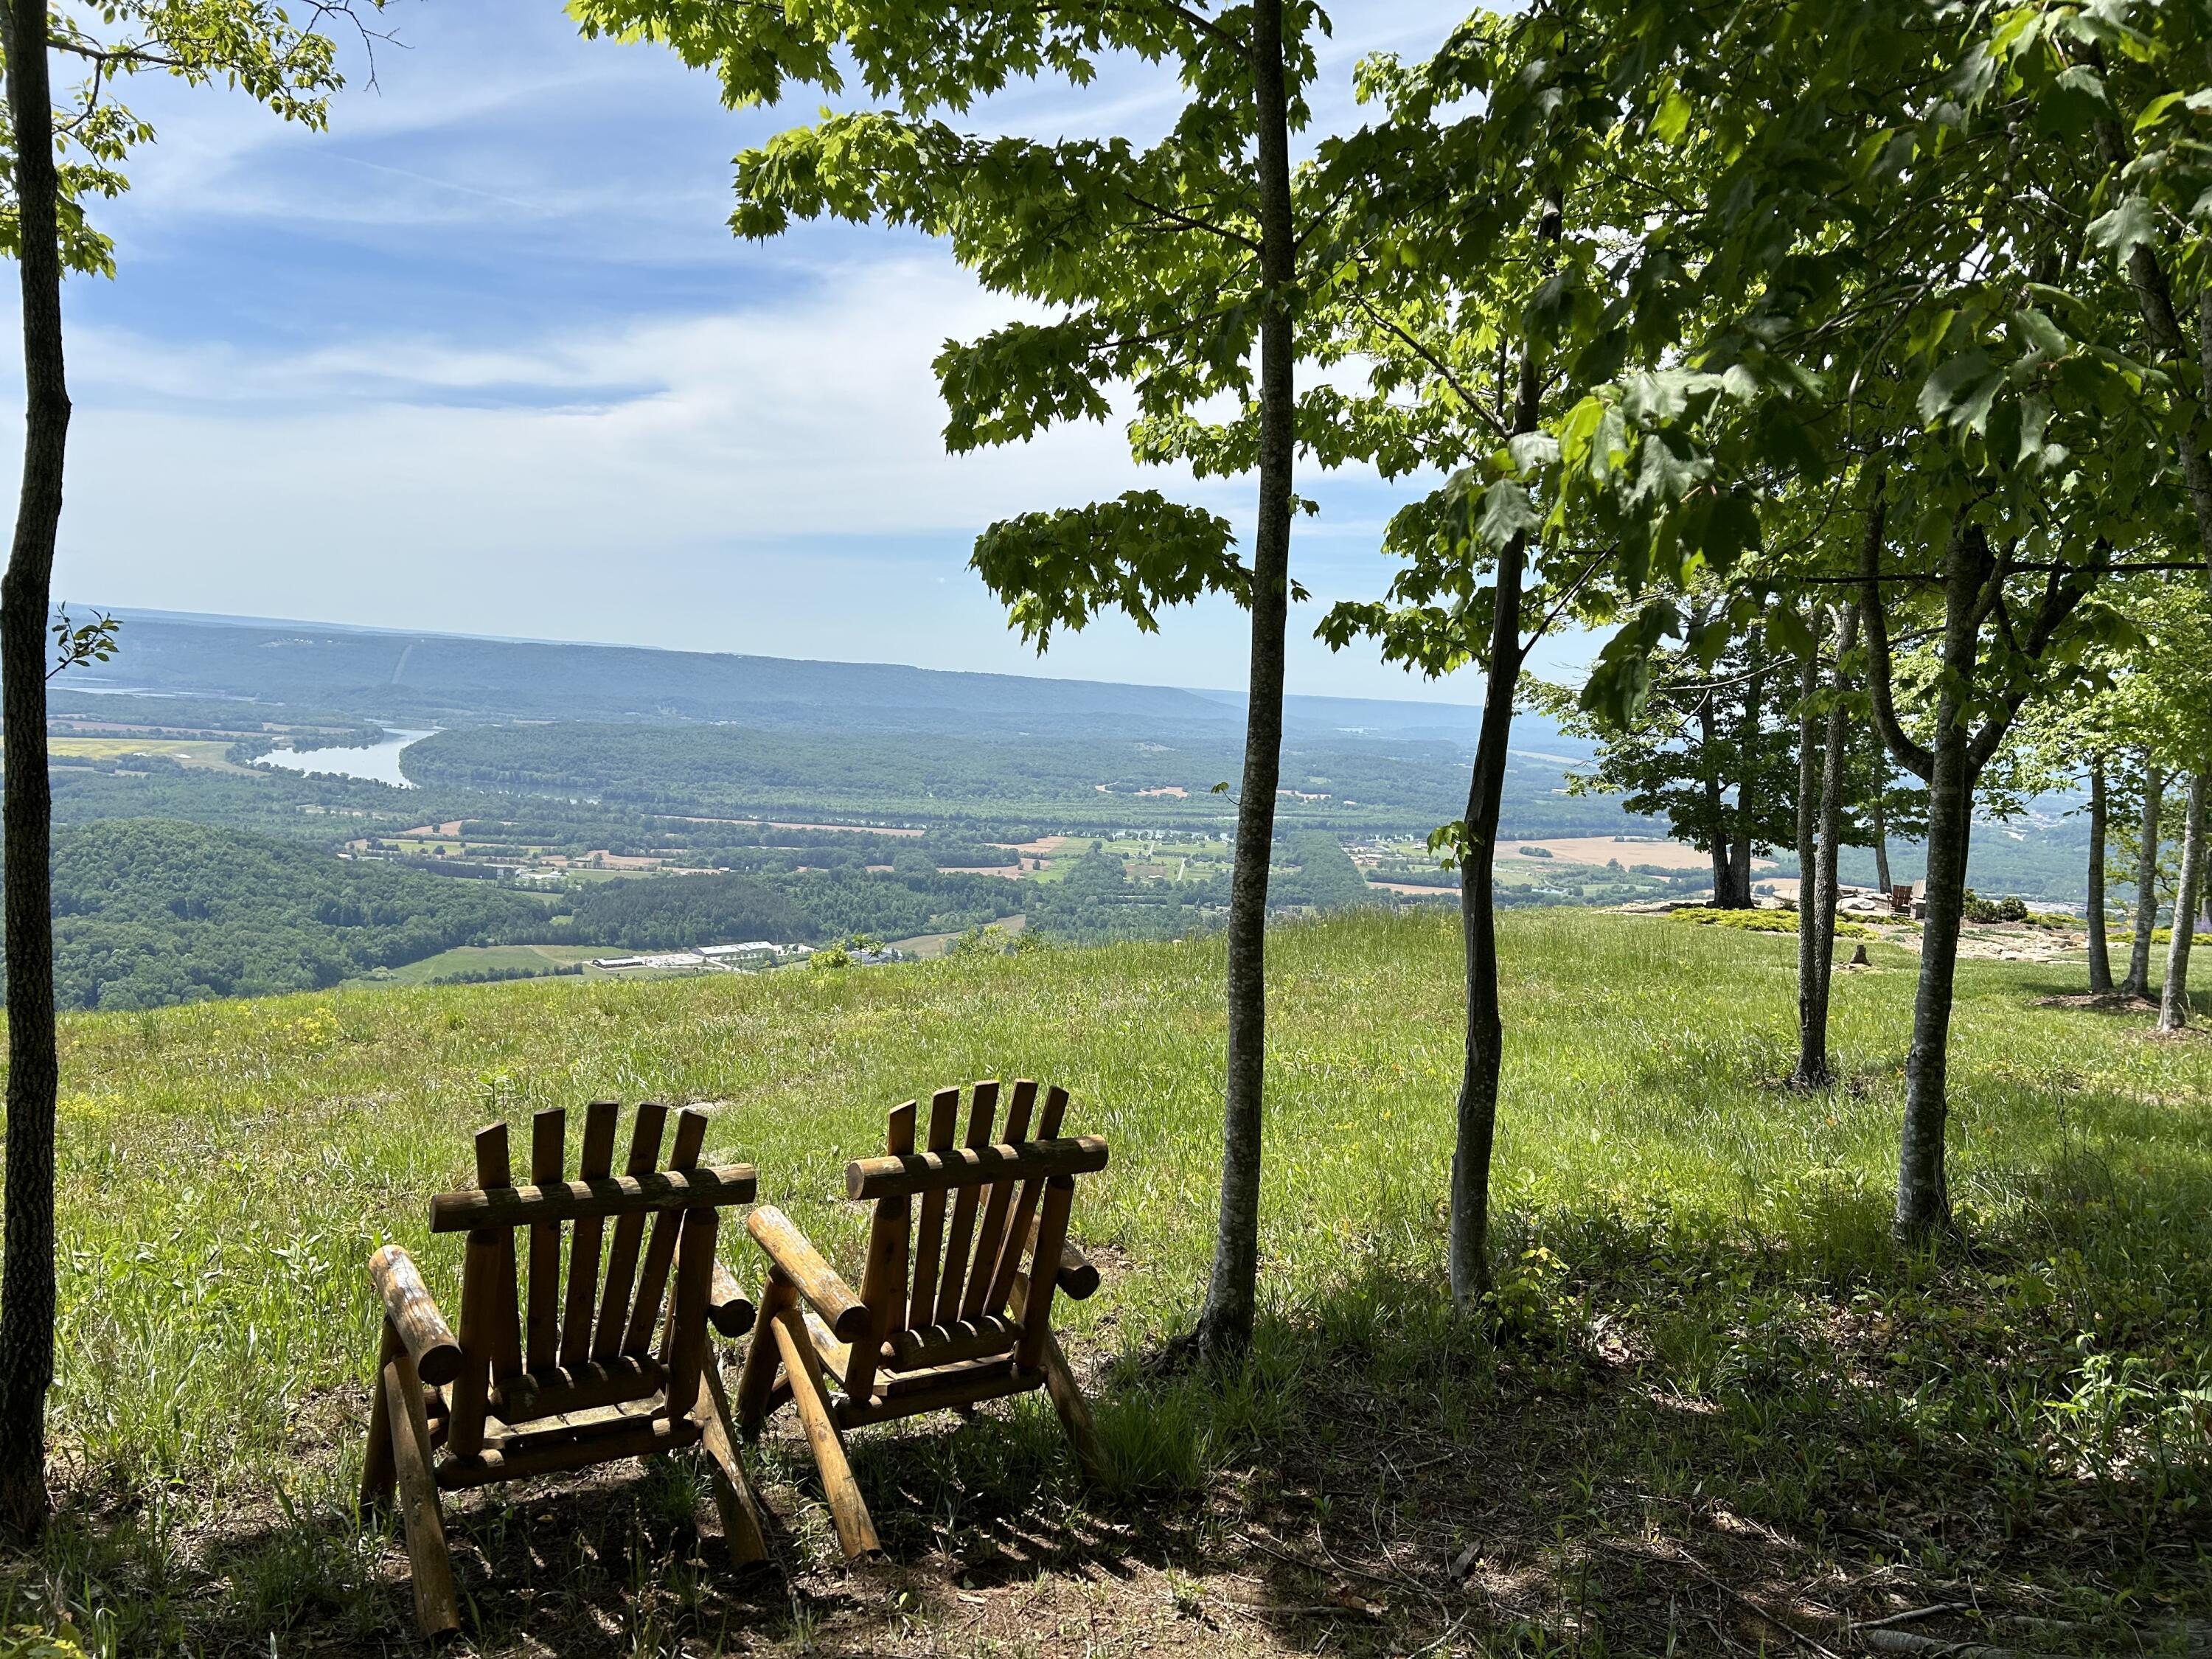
[734,1080,1110,1559]
[360,1102,768,1637]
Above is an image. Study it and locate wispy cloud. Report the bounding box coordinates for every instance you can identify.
[21,0,1521,700]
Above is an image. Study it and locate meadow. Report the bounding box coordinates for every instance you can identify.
[8,909,2210,1655]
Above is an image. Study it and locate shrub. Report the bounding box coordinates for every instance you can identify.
[1669,908,1874,939]
[1961,889,2030,924]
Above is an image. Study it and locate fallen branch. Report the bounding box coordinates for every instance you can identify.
[1856,1631,2070,1659]
[1852,1605,1978,1633]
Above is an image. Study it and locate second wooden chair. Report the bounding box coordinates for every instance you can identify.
[733,1079,1110,1557]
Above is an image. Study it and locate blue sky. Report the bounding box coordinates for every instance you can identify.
[29,1,1578,702]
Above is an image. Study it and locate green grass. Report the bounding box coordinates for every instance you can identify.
[357,943,609,986]
[13,909,2212,1655]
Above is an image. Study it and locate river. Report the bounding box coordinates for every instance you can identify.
[257,728,437,789]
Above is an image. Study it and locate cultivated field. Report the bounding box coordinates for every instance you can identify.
[13,911,2210,1655]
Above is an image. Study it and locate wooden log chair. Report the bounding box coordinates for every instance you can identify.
[360,1102,771,1638]
[733,1079,1110,1560]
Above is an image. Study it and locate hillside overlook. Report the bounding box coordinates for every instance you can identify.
[36,910,2211,1654]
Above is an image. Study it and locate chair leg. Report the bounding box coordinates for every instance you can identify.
[690,1359,771,1567]
[384,1355,462,1638]
[734,1274,796,1438]
[770,1309,882,1561]
[361,1319,400,1512]
[1010,1275,1109,1484]
[1037,1325,1109,1485]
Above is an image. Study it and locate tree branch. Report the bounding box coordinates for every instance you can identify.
[1857,465,1935,782]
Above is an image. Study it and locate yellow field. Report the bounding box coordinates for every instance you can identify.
[46,736,240,767]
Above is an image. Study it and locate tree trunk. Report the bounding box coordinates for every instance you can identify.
[1796,606,1857,1088]
[1727,644,1765,907]
[1444,189,1555,1309]
[1792,646,1822,1079]
[0,0,71,1543]
[1891,528,1988,1242]
[2158,768,2207,1034]
[1195,0,1293,1367]
[1699,690,1733,906]
[2122,760,2163,998]
[2087,755,2113,995]
[1871,779,1892,896]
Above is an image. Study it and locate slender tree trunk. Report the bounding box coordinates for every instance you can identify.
[1699,691,1734,906]
[1862,506,1986,1245]
[1196,0,1293,1367]
[2159,768,2207,1034]
[1871,780,1893,896]
[1449,566,1522,1307]
[1901,717,1972,1240]
[1445,189,1555,1308]
[2122,761,2163,998]
[1796,606,1858,1088]
[1728,645,1765,906]
[1792,646,1822,1078]
[0,0,70,1542]
[2087,756,2113,995]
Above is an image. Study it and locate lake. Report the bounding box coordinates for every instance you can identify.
[257,728,436,789]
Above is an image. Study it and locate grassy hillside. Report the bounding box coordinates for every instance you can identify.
[17,910,2212,1654]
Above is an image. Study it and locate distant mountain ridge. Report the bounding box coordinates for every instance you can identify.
[58,607,1579,752]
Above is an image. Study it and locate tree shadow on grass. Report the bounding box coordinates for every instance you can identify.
[12,1142,2212,1656]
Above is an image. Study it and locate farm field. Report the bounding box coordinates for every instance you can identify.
[355,943,611,986]
[13,908,2209,1655]
[46,736,243,768]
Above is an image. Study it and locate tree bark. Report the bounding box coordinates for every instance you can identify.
[1796,605,1858,1088]
[1727,642,1765,907]
[1195,0,1293,1367]
[2121,760,2163,999]
[1444,190,1555,1308]
[2086,755,2113,995]
[1792,645,1822,1077]
[1890,530,1987,1241]
[0,0,71,1543]
[1871,773,1893,896]
[2158,768,2206,1034]
[1698,689,1734,905]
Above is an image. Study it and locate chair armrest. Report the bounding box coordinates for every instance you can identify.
[1023,1215,1102,1301]
[746,1206,869,1341]
[1055,1240,1102,1301]
[708,1259,756,1338]
[369,1243,463,1385]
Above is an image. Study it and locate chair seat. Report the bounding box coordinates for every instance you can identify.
[435,1396,703,1487]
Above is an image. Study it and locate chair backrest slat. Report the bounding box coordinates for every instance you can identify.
[931,1082,1001,1324]
[525,1107,567,1371]
[903,1088,962,1329]
[841,1099,915,1403]
[958,1079,1037,1321]
[1015,1175,1074,1368]
[558,1101,622,1368]
[474,1124,524,1381]
[981,1085,1069,1317]
[621,1107,709,1355]
[591,1103,669,1359]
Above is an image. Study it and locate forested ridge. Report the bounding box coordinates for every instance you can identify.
[41,820,550,1009]
[397,719,1630,835]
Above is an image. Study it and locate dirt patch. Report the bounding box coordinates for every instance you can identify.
[2035,991,2160,1010]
